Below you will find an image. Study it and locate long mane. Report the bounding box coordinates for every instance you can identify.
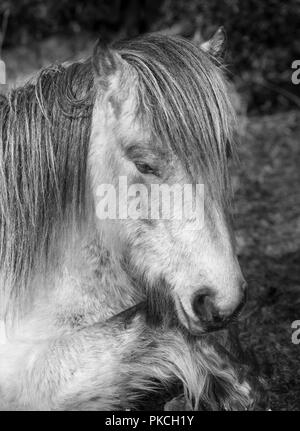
[0,60,95,319]
[115,34,237,204]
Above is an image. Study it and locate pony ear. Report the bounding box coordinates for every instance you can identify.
[92,38,129,115]
[200,27,226,60]
[92,37,119,81]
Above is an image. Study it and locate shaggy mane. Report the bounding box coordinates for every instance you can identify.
[0,60,95,319]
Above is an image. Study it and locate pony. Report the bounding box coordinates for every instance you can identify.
[0,29,262,410]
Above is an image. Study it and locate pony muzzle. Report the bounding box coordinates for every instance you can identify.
[176,282,247,335]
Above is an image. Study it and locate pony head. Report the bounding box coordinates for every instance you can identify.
[90,30,247,334]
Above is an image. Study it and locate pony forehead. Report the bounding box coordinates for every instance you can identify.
[113,34,236,199]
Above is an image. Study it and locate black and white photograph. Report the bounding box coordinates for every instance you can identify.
[0,0,299,414]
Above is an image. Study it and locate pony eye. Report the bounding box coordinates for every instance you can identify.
[135,162,156,175]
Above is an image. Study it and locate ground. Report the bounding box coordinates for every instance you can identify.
[3,38,300,411]
[235,111,300,410]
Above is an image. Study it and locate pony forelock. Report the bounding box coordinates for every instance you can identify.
[114,34,237,205]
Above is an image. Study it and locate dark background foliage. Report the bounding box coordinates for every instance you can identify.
[0,0,299,114]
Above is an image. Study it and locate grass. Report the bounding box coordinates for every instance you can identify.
[234,111,300,410]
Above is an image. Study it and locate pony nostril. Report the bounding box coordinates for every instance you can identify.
[192,288,214,321]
